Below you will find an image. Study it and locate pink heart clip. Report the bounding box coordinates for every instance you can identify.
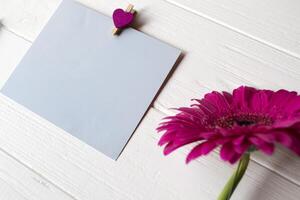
[113,8,134,29]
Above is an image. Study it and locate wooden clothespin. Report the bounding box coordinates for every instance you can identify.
[112,4,136,35]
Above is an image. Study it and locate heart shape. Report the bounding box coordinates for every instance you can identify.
[113,9,134,29]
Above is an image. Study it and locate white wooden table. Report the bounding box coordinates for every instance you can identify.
[0,0,300,199]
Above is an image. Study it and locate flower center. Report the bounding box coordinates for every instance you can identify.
[215,113,272,128]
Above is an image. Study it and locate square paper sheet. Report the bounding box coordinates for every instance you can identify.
[1,0,180,159]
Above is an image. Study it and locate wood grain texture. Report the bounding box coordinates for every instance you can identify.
[0,0,61,41]
[0,0,300,199]
[0,148,73,200]
[0,95,299,200]
[0,29,30,88]
[166,0,300,59]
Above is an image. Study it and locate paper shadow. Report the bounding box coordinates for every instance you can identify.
[116,52,185,160]
[247,148,299,200]
[131,8,148,30]
[0,20,3,31]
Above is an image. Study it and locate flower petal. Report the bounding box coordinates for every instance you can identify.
[267,89,298,116]
[284,96,300,116]
[232,135,246,145]
[157,86,300,165]
[232,86,258,112]
[220,143,235,161]
[250,90,273,112]
[158,131,174,146]
[203,91,232,115]
[163,134,204,155]
[249,137,274,155]
[186,141,217,163]
[229,152,243,164]
[234,142,250,154]
[275,132,293,147]
[220,143,243,164]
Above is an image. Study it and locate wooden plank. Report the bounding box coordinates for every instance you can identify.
[0,95,299,200]
[0,179,27,200]
[104,0,300,186]
[0,29,30,88]
[0,27,74,200]
[0,149,74,200]
[0,0,62,42]
[2,0,300,199]
[166,0,300,59]
[147,1,300,185]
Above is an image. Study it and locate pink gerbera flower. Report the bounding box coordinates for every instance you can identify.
[157,86,300,164]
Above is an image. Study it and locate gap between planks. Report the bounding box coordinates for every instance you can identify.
[0,26,300,189]
[1,13,300,190]
[1,96,300,200]
[152,106,300,187]
[0,25,33,43]
[1,0,300,196]
[164,0,300,60]
[0,147,78,200]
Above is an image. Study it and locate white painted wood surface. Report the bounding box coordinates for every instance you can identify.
[0,0,300,199]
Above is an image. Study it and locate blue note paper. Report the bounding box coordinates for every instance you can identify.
[1,0,180,159]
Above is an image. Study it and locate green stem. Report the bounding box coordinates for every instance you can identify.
[217,153,250,200]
